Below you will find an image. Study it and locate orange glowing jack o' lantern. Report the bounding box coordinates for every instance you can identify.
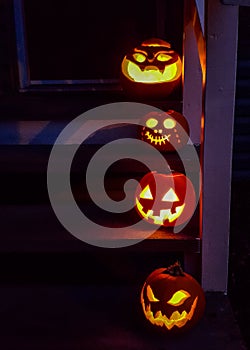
[135,171,196,227]
[141,262,206,333]
[121,38,182,99]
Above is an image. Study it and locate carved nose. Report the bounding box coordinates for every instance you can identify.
[145,66,159,71]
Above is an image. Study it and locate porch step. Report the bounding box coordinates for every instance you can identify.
[0,286,246,350]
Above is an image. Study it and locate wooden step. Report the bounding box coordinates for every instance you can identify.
[0,203,200,253]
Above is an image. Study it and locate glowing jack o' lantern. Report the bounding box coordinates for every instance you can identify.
[121,38,182,99]
[141,262,206,333]
[135,171,196,227]
[138,109,189,152]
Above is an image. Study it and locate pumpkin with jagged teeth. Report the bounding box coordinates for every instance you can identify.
[140,262,206,333]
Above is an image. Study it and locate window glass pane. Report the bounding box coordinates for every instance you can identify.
[23,0,183,81]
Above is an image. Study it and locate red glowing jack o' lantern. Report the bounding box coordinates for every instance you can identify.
[135,171,196,227]
[121,38,182,99]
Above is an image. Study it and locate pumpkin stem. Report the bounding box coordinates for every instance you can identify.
[164,261,184,276]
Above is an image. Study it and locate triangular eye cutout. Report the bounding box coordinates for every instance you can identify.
[162,188,179,202]
[140,185,153,199]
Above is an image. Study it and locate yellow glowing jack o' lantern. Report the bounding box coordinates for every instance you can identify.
[120,38,182,99]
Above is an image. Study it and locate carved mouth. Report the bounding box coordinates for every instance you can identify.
[144,130,171,146]
[142,296,198,330]
[136,198,185,224]
[125,61,178,83]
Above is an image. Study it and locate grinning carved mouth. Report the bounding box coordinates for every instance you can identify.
[141,294,198,330]
[144,130,171,146]
[126,61,178,83]
[136,198,185,224]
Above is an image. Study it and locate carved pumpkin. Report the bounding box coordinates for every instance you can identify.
[135,171,196,227]
[121,38,182,99]
[141,262,206,333]
[138,109,189,152]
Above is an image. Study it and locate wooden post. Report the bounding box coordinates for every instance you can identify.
[183,0,204,145]
[201,0,238,292]
[182,0,205,279]
[183,0,206,144]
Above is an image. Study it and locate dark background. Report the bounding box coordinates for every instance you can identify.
[0,1,250,349]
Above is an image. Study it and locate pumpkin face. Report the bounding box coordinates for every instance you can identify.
[138,110,189,152]
[141,262,206,333]
[135,171,196,227]
[121,38,182,99]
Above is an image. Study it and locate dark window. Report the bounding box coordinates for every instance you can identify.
[14,0,184,90]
